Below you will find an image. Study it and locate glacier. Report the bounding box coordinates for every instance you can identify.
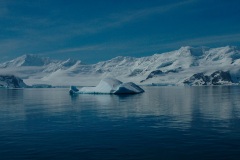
[69,78,144,94]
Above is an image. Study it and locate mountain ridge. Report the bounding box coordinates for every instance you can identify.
[0,46,240,86]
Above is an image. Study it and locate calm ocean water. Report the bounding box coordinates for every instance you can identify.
[0,86,240,160]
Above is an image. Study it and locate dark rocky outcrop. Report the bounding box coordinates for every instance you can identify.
[140,70,164,83]
[146,70,164,79]
[211,71,233,85]
[184,71,233,86]
[0,75,28,88]
[128,69,143,77]
[165,67,183,74]
[31,84,53,88]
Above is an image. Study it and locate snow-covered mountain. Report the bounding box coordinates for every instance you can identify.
[0,54,80,72]
[0,46,240,86]
[0,54,51,67]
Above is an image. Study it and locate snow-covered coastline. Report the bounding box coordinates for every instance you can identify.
[1,46,240,86]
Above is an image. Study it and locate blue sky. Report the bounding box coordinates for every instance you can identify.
[0,0,240,63]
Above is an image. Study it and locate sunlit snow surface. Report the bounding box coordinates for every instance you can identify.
[69,78,144,94]
[1,46,240,86]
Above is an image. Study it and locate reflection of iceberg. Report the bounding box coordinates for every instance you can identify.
[69,78,144,95]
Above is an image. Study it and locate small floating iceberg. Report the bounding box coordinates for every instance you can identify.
[69,78,144,95]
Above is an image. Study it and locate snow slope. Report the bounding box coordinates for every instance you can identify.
[0,46,240,86]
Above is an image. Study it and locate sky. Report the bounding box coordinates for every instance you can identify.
[0,0,240,63]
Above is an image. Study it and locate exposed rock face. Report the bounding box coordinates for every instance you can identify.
[0,75,28,88]
[146,70,164,79]
[31,84,53,88]
[140,70,164,83]
[128,69,143,77]
[183,71,233,86]
[211,71,233,85]
[183,73,211,85]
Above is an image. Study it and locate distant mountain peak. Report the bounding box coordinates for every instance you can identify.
[0,54,52,67]
[22,54,51,65]
[61,58,81,67]
[177,46,209,57]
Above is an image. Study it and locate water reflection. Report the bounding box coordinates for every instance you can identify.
[68,86,240,129]
[1,86,240,130]
[1,87,240,160]
[197,86,240,120]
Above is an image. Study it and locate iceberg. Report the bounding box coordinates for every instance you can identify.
[69,78,144,95]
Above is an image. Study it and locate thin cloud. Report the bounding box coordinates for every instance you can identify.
[121,33,240,54]
[57,0,198,36]
[155,33,240,50]
[187,34,240,45]
[103,0,197,28]
[40,45,106,55]
[0,0,198,57]
[0,1,9,16]
[2,0,197,42]
[37,33,240,58]
[1,0,238,63]
[0,39,26,53]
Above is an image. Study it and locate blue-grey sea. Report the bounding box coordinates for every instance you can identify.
[0,86,240,160]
